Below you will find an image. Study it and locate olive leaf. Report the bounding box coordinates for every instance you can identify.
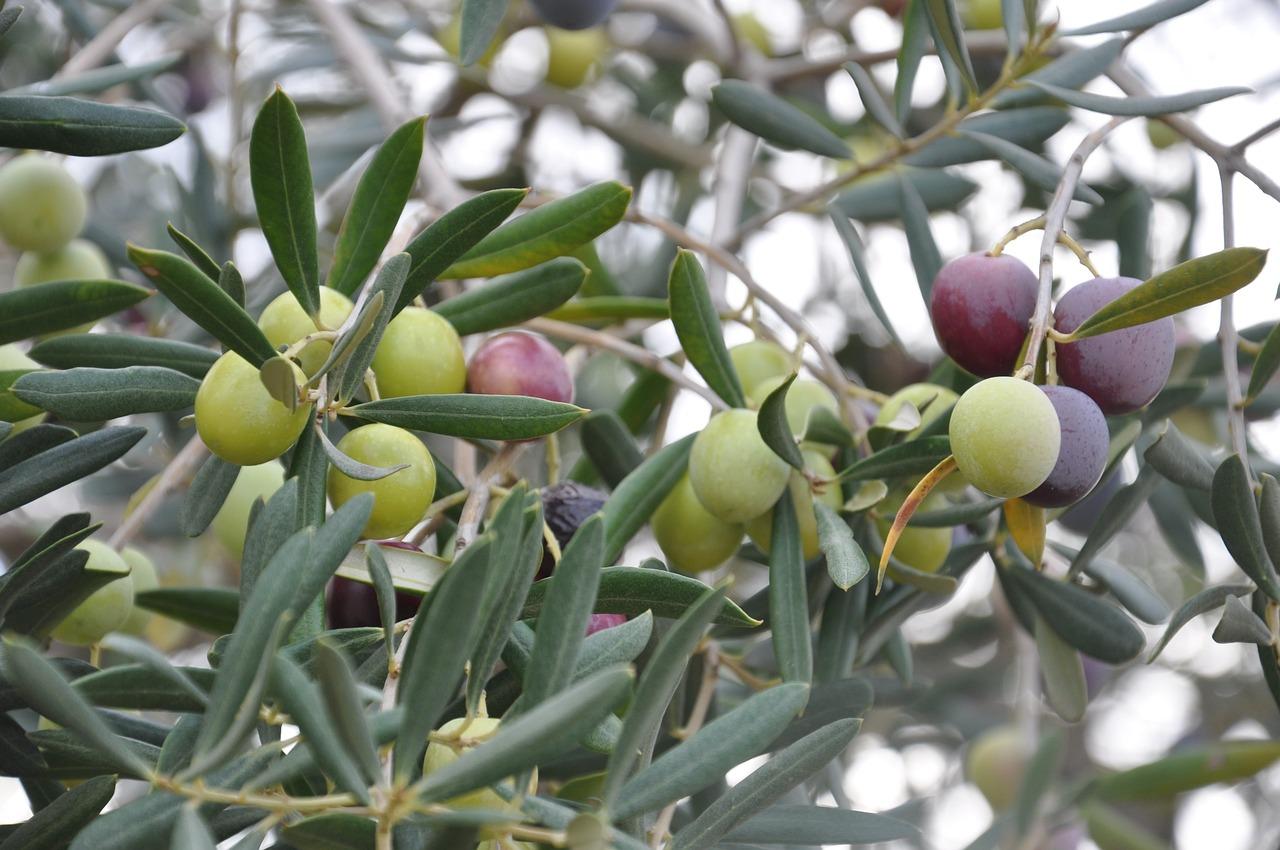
[1093,740,1280,801]
[0,95,185,155]
[668,249,746,408]
[756,375,805,470]
[711,80,850,159]
[1065,0,1213,37]
[348,393,586,441]
[0,280,151,346]
[435,257,587,336]
[1026,80,1250,117]
[1212,454,1280,602]
[460,0,509,65]
[313,423,407,481]
[29,334,218,379]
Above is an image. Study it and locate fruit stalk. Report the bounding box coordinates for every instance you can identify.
[1217,166,1251,475]
[1021,115,1131,375]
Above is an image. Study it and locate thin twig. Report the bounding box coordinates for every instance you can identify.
[1021,117,1131,374]
[1233,115,1280,152]
[1218,166,1250,475]
[55,0,169,78]
[109,435,208,550]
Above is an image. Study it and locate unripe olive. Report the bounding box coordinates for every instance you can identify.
[422,717,535,810]
[874,492,952,573]
[962,0,1002,29]
[438,12,502,66]
[949,377,1060,499]
[119,546,159,635]
[195,351,311,466]
[728,340,792,395]
[211,461,286,557]
[50,540,134,646]
[0,154,87,253]
[747,376,839,441]
[544,27,607,89]
[1146,118,1183,150]
[745,450,842,560]
[651,474,743,573]
[0,344,47,434]
[732,12,772,55]
[966,725,1031,811]
[327,424,436,540]
[875,383,958,437]
[258,287,354,376]
[371,307,467,399]
[688,409,791,524]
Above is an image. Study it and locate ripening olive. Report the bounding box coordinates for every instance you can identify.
[544,27,607,88]
[119,547,158,635]
[874,491,952,573]
[422,717,535,810]
[728,340,793,395]
[326,424,437,539]
[688,409,791,524]
[0,154,87,253]
[745,450,842,560]
[930,253,1038,377]
[258,287,354,376]
[371,307,467,399]
[0,344,47,434]
[468,331,573,403]
[949,377,1060,499]
[211,461,286,557]
[966,725,1031,811]
[652,473,743,573]
[50,540,134,646]
[195,351,311,466]
[747,376,840,441]
[586,614,628,635]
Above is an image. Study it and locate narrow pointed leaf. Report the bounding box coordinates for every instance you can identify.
[414,666,634,804]
[1068,465,1160,579]
[313,422,406,481]
[349,393,585,441]
[336,256,408,403]
[815,501,868,590]
[435,257,587,336]
[394,535,494,778]
[922,0,978,96]
[250,88,319,316]
[960,130,1104,204]
[1003,566,1144,663]
[217,262,245,308]
[757,375,804,470]
[460,0,509,65]
[442,181,631,279]
[1248,321,1280,405]
[1001,0,1025,62]
[365,545,398,661]
[1212,454,1280,601]
[0,280,150,345]
[1035,615,1087,722]
[329,117,425,296]
[1028,80,1249,117]
[1065,0,1211,36]
[838,436,951,481]
[170,809,215,850]
[13,366,199,420]
[726,805,916,845]
[669,719,861,850]
[136,588,240,635]
[580,410,644,488]
[166,223,221,282]
[0,425,145,516]
[29,334,218,379]
[128,245,276,366]
[520,567,756,626]
[1094,740,1280,801]
[0,95,185,155]
[907,107,1070,168]
[100,634,208,707]
[315,641,382,785]
[598,434,695,564]
[830,210,901,347]
[1068,248,1266,340]
[1211,595,1273,644]
[897,174,942,301]
[603,586,726,807]
[398,188,529,312]
[668,250,746,408]
[770,489,812,682]
[834,167,976,222]
[993,39,1124,109]
[894,0,929,121]
[843,62,902,138]
[0,774,115,850]
[546,296,669,323]
[1262,475,1280,571]
[1143,420,1214,490]
[711,80,849,158]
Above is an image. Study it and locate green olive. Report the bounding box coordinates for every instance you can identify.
[874,491,952,573]
[688,409,791,524]
[211,461,286,557]
[732,12,772,56]
[371,307,467,399]
[744,450,842,560]
[966,725,1030,810]
[544,27,607,88]
[258,287,354,376]
[50,540,134,646]
[327,423,436,539]
[949,377,1060,499]
[0,154,87,253]
[119,547,159,635]
[194,351,312,466]
[422,717,534,811]
[962,0,1002,29]
[0,344,47,434]
[728,340,793,396]
[651,474,743,573]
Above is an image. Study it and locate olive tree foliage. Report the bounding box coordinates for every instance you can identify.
[0,0,1279,848]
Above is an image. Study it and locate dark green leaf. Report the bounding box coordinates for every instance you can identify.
[0,95,185,155]
[1247,321,1280,405]
[249,88,319,317]
[1212,454,1280,601]
[349,393,585,441]
[0,774,114,850]
[1077,555,1170,626]
[435,257,586,335]
[598,433,694,563]
[1027,80,1249,117]
[0,280,150,345]
[1068,465,1159,580]
[329,117,425,296]
[1064,0,1211,36]
[398,188,528,312]
[837,436,951,481]
[1211,595,1272,644]
[460,0,509,65]
[959,130,1104,204]
[815,502,868,590]
[29,334,217,379]
[217,262,245,308]
[1035,615,1086,723]
[14,366,198,420]
[0,425,145,516]
[906,108,1070,169]
[603,586,726,807]
[769,489,812,683]
[170,808,215,850]
[1093,740,1280,801]
[668,249,746,408]
[280,813,376,850]
[580,410,643,488]
[829,210,901,347]
[181,455,240,537]
[897,174,942,301]
[833,167,976,223]
[520,567,757,626]
[726,805,916,845]
[1143,420,1214,490]
[993,39,1125,108]
[669,719,860,850]
[1002,566,1144,663]
[756,374,805,470]
[843,62,902,138]
[545,296,669,323]
[922,0,978,96]
[315,641,381,785]
[136,588,239,635]
[394,535,494,778]
[127,245,276,366]
[894,0,929,121]
[365,545,398,664]
[336,256,408,402]
[1262,475,1280,572]
[166,222,221,282]
[443,182,631,279]
[711,80,849,158]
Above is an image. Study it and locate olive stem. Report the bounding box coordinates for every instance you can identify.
[1021,116,1132,376]
[109,434,209,551]
[1217,165,1251,479]
[877,455,959,593]
[152,775,363,814]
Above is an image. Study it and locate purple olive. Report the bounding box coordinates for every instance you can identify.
[930,253,1038,377]
[468,331,574,404]
[1023,385,1109,508]
[539,481,608,578]
[586,613,628,635]
[1053,277,1174,414]
[327,541,423,629]
[527,0,619,30]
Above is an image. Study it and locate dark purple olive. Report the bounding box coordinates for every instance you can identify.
[539,481,608,577]
[930,253,1038,377]
[1023,386,1109,508]
[527,0,619,30]
[1053,277,1175,415]
[1057,471,1123,535]
[327,541,423,629]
